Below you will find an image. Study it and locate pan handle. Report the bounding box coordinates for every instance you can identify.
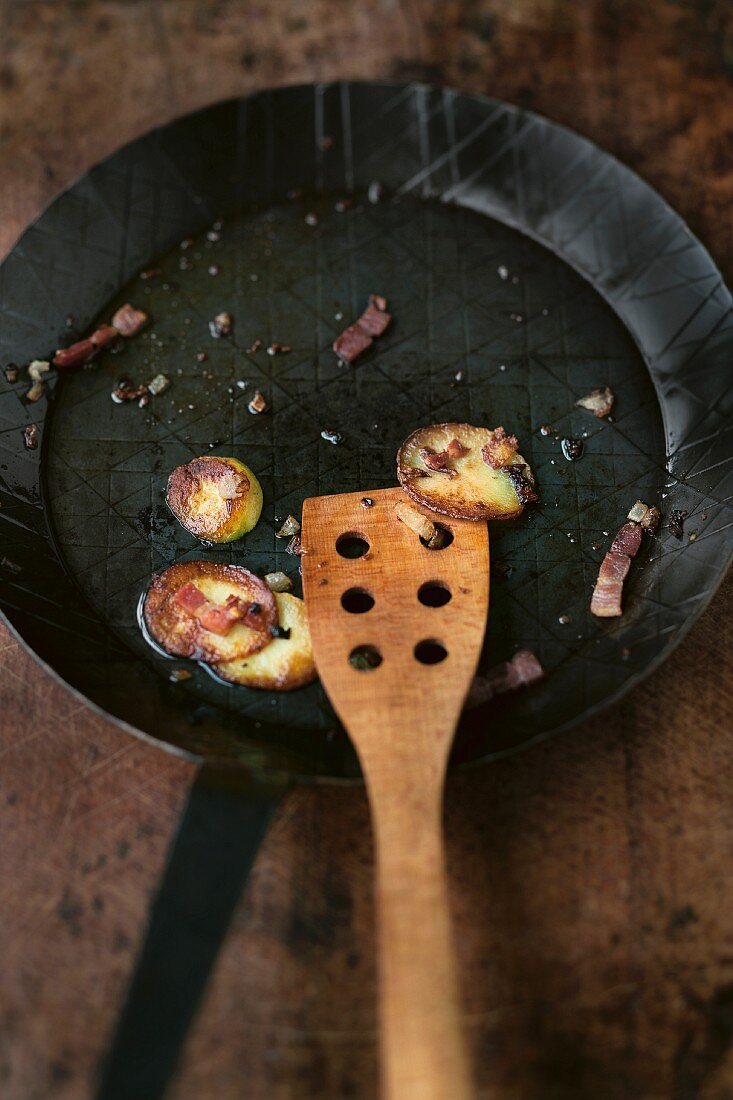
[94,764,289,1100]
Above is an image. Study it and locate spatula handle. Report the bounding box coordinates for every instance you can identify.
[361,751,473,1100]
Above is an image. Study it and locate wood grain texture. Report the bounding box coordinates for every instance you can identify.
[303,488,489,1099]
[0,2,732,1099]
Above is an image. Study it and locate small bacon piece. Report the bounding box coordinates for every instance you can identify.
[174,582,208,614]
[420,447,451,471]
[591,551,631,618]
[334,323,373,364]
[175,585,262,637]
[481,427,519,470]
[359,303,391,337]
[611,522,642,558]
[112,304,149,337]
[91,324,119,349]
[446,438,469,459]
[53,338,95,368]
[466,649,544,707]
[333,295,391,362]
[248,390,268,414]
[576,386,615,418]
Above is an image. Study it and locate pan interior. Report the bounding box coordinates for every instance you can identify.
[44,190,666,767]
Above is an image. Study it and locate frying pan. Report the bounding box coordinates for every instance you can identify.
[1,83,732,1098]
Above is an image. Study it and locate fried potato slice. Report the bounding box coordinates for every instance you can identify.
[213,593,317,691]
[143,560,277,662]
[397,423,537,520]
[166,455,263,542]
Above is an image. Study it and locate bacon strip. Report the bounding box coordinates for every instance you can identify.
[466,649,545,707]
[358,303,391,337]
[590,550,631,617]
[174,584,263,636]
[610,522,642,558]
[112,304,149,336]
[333,295,391,363]
[53,339,96,369]
[333,323,373,363]
[174,582,208,614]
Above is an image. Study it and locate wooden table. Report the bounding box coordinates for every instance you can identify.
[1,3,732,1097]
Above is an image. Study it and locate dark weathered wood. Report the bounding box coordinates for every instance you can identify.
[0,3,732,1098]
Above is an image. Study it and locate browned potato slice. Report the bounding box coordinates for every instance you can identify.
[143,560,277,662]
[166,456,263,542]
[214,593,317,691]
[397,422,537,520]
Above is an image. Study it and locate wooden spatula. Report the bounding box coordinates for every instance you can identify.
[301,486,489,1100]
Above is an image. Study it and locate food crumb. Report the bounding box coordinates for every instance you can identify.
[305,212,319,227]
[576,386,615,419]
[361,497,374,507]
[209,312,232,339]
[667,509,688,539]
[170,668,193,683]
[267,342,291,356]
[247,390,268,415]
[23,424,39,449]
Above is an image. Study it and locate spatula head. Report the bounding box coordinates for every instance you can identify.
[301,487,489,749]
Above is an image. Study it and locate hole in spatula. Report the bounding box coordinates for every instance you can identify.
[417,581,451,607]
[414,639,448,665]
[336,532,370,559]
[341,588,375,614]
[349,644,382,670]
[420,523,454,550]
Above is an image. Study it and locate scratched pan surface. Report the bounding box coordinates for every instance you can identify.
[1,82,732,781]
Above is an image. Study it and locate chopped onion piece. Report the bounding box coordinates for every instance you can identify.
[395,500,436,543]
[576,386,615,418]
[264,571,293,593]
[276,514,301,538]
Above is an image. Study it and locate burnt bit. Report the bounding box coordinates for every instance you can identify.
[667,509,688,539]
[23,424,39,449]
[269,625,292,640]
[111,378,148,406]
[503,464,539,505]
[561,436,584,462]
[361,497,374,508]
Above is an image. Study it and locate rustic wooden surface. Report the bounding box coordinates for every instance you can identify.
[1,2,732,1098]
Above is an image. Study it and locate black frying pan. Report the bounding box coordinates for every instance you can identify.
[1,83,731,1098]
